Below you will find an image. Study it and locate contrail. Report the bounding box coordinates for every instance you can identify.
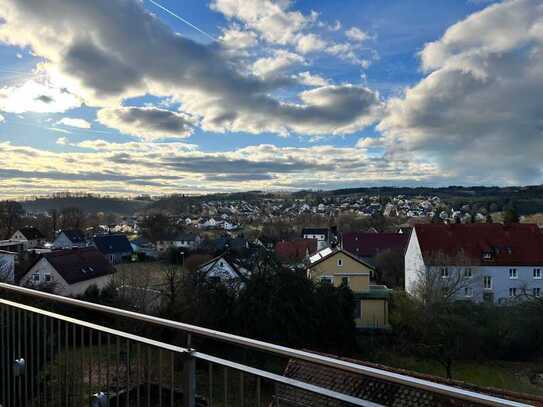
[148,0,218,42]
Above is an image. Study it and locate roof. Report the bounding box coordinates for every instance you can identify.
[33,247,116,285]
[307,248,375,270]
[275,239,318,262]
[197,253,247,280]
[17,227,45,240]
[277,352,542,407]
[93,234,133,255]
[414,223,543,266]
[301,228,329,236]
[59,229,86,244]
[342,232,409,258]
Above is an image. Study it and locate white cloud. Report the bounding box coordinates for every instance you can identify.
[219,24,258,49]
[326,42,371,67]
[252,50,304,78]
[295,71,330,87]
[56,136,68,145]
[378,0,543,184]
[57,117,91,129]
[15,52,22,59]
[345,27,369,42]
[0,80,81,113]
[97,106,195,141]
[0,114,4,123]
[0,0,381,137]
[0,139,439,198]
[296,33,326,54]
[210,0,310,45]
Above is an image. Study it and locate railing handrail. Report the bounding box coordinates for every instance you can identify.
[0,295,381,407]
[0,282,533,407]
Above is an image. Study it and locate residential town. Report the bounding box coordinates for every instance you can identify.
[2,0,543,404]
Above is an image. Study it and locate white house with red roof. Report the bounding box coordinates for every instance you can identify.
[405,223,543,303]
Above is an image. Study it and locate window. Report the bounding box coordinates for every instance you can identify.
[464,287,473,297]
[341,276,349,287]
[32,273,40,282]
[534,268,541,279]
[509,287,517,297]
[509,268,518,279]
[464,268,472,278]
[44,274,52,282]
[337,259,343,267]
[483,276,492,289]
[440,267,449,278]
[533,287,541,297]
[320,277,332,284]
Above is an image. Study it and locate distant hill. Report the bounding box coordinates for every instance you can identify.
[20,195,150,215]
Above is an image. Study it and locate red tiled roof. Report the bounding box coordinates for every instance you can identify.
[342,232,409,258]
[414,223,543,266]
[275,239,317,262]
[277,351,543,407]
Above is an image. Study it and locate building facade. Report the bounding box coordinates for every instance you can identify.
[307,248,390,329]
[405,223,543,303]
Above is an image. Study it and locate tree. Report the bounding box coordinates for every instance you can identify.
[60,206,84,229]
[412,251,478,305]
[374,249,404,288]
[140,214,172,242]
[503,208,519,224]
[0,201,24,238]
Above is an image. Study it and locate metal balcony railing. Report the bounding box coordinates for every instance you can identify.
[0,282,535,407]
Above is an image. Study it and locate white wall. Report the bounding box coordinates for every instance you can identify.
[404,228,426,295]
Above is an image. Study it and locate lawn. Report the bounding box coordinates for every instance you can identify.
[368,352,543,396]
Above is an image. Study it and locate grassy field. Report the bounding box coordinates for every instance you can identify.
[368,352,543,396]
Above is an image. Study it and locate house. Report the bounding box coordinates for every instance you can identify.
[275,239,318,264]
[197,253,248,286]
[275,351,541,407]
[173,233,202,250]
[11,227,47,249]
[19,247,116,296]
[306,247,391,329]
[53,229,88,249]
[0,250,17,282]
[342,232,409,266]
[0,239,26,255]
[155,233,202,253]
[405,223,543,303]
[130,237,159,259]
[301,228,330,250]
[93,234,133,264]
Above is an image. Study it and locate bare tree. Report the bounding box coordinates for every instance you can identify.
[413,250,480,305]
[0,256,13,282]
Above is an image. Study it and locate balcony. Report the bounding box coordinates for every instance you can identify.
[0,283,534,407]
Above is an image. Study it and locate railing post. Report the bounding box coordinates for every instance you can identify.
[182,350,196,407]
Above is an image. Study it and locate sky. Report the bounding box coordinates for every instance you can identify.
[0,0,542,198]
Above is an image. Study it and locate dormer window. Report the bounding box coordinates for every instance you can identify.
[482,252,492,260]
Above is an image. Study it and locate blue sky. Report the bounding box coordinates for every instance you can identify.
[1,0,541,198]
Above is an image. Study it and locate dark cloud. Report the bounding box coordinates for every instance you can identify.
[205,173,276,182]
[34,95,54,103]
[379,0,543,184]
[0,168,179,183]
[162,156,334,174]
[1,0,381,136]
[97,107,194,140]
